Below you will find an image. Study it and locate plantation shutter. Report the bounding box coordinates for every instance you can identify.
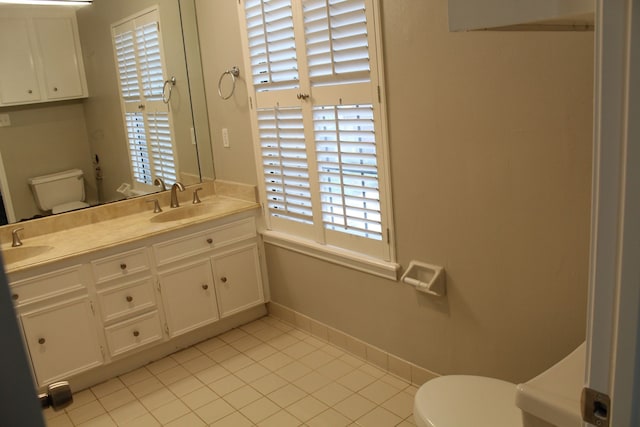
[112,9,177,190]
[241,0,390,260]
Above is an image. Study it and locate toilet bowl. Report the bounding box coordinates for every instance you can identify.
[414,343,585,427]
[28,169,90,214]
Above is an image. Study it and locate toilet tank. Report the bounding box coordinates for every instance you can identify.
[28,169,86,212]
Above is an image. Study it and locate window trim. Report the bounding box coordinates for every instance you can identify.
[238,0,396,263]
[262,229,400,280]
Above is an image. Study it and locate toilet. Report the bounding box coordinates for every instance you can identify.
[414,343,585,427]
[28,169,90,214]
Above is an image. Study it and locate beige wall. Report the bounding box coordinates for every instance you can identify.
[197,0,593,383]
[195,0,258,185]
[0,102,96,221]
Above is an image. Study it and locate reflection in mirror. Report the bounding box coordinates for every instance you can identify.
[0,0,213,224]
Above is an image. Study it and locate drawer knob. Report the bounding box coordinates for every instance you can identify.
[38,338,46,345]
[201,284,209,290]
[28,89,33,94]
[126,295,133,303]
[133,330,140,337]
[220,277,228,283]
[53,87,58,92]
[120,263,127,270]
[206,238,213,244]
[12,294,18,301]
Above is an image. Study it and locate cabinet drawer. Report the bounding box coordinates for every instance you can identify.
[104,311,163,357]
[92,248,150,284]
[153,217,256,265]
[10,265,85,307]
[97,277,157,324]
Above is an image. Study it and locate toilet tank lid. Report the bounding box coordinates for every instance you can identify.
[28,169,84,185]
[515,342,585,427]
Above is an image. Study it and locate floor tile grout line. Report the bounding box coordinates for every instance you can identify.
[49,315,415,427]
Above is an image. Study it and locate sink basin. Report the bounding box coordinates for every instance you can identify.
[2,245,53,265]
[150,203,214,223]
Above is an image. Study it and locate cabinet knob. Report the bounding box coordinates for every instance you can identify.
[126,295,133,302]
[220,277,228,283]
[28,89,33,94]
[12,294,18,301]
[38,338,46,345]
[120,263,127,270]
[206,238,213,244]
[53,87,58,92]
[201,284,209,290]
[133,330,140,337]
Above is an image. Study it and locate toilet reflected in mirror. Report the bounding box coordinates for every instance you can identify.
[28,169,89,216]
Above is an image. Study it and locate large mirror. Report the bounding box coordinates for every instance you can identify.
[0,0,214,224]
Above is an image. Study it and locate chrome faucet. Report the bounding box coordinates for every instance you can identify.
[170,182,185,208]
[11,227,23,247]
[153,177,167,191]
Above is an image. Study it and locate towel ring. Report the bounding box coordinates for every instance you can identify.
[162,76,176,104]
[218,66,240,100]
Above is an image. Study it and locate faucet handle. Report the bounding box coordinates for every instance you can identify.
[146,199,163,213]
[192,188,203,204]
[12,227,24,247]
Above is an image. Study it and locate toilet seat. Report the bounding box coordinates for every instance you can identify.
[414,375,522,427]
[52,201,89,214]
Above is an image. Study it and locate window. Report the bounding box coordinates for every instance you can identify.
[112,8,177,191]
[240,0,393,261]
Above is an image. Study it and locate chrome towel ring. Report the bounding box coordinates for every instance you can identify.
[218,66,240,100]
[162,76,176,104]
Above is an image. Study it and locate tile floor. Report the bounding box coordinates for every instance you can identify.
[44,316,418,427]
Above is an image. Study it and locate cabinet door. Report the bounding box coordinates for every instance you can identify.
[21,296,103,387]
[159,259,219,337]
[0,17,42,104]
[33,16,85,100]
[211,244,264,318]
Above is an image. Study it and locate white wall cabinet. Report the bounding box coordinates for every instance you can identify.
[8,212,266,389]
[0,7,87,106]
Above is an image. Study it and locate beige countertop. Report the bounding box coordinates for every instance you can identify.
[1,194,260,274]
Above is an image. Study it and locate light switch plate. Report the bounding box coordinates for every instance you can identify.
[0,113,10,127]
[222,128,230,148]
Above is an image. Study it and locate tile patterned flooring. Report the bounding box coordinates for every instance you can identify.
[44,316,418,427]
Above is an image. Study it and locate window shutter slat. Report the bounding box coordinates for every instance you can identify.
[314,104,382,241]
[302,0,370,84]
[259,107,314,224]
[245,0,299,91]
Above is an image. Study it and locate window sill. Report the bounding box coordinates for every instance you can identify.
[261,230,400,281]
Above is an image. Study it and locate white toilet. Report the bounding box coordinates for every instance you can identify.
[28,169,90,214]
[414,343,585,427]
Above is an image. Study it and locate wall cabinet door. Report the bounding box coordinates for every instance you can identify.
[159,259,219,337]
[33,16,85,100]
[20,296,103,387]
[211,244,264,318]
[0,17,41,104]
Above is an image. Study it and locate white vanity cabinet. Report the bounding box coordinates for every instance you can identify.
[91,248,163,358]
[158,258,219,337]
[9,265,104,387]
[7,209,266,390]
[154,216,265,336]
[0,7,87,106]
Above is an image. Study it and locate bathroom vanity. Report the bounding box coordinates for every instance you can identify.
[2,183,268,391]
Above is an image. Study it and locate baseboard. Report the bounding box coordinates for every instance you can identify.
[266,301,439,386]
